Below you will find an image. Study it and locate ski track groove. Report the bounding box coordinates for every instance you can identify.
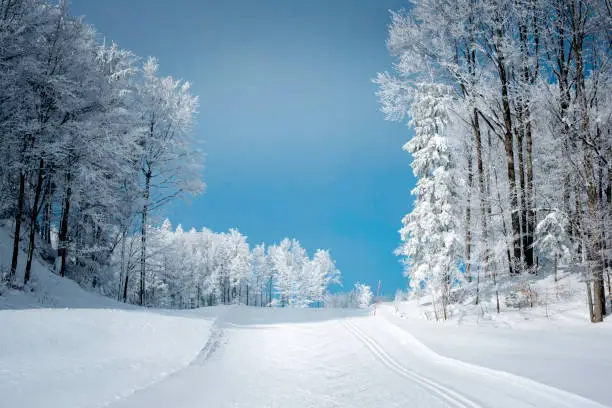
[190,319,224,366]
[379,311,608,408]
[343,319,482,408]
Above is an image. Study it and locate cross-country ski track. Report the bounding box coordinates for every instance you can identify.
[99,306,607,408]
[1,281,610,408]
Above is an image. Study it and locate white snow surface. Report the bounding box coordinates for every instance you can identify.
[2,299,610,407]
[1,231,610,408]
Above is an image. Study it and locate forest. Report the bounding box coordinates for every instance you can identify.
[0,0,369,309]
[377,0,611,322]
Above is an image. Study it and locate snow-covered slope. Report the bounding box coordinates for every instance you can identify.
[379,303,612,407]
[0,222,123,310]
[2,292,610,407]
[100,305,608,408]
[1,226,610,407]
[0,226,214,408]
[0,308,213,408]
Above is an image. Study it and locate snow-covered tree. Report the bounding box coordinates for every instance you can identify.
[378,0,611,323]
[136,57,203,306]
[250,243,268,306]
[354,283,373,309]
[395,84,463,320]
[535,212,572,282]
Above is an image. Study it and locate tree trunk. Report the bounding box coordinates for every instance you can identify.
[586,163,605,322]
[58,174,71,278]
[24,158,44,284]
[574,26,605,321]
[268,278,273,307]
[586,279,595,322]
[40,172,53,244]
[498,53,521,274]
[123,268,129,303]
[515,114,528,269]
[524,111,535,270]
[119,229,126,301]
[465,144,473,282]
[475,266,480,305]
[140,169,151,306]
[10,170,26,281]
[473,110,490,278]
[519,16,536,271]
[491,132,513,276]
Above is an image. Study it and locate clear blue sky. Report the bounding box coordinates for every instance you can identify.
[70,0,415,296]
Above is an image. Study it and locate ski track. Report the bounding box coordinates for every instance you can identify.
[100,317,218,408]
[343,319,481,408]
[377,309,608,408]
[189,318,224,366]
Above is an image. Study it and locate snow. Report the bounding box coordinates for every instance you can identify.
[0,226,213,408]
[1,229,610,407]
[378,304,612,407]
[386,271,612,407]
[0,308,213,408]
[2,292,610,407]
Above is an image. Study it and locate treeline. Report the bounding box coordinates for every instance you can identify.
[0,0,350,309]
[377,0,611,321]
[103,220,342,308]
[0,0,202,303]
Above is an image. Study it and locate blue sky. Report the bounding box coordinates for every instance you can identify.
[70,0,415,296]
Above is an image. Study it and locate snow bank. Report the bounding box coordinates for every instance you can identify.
[0,308,212,408]
[384,298,612,407]
[0,224,213,408]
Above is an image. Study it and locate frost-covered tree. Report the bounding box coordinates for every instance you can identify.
[535,212,572,282]
[105,222,343,309]
[395,84,463,320]
[0,0,206,300]
[268,238,293,307]
[378,0,611,323]
[250,243,268,306]
[354,283,373,309]
[136,57,203,306]
[309,249,341,307]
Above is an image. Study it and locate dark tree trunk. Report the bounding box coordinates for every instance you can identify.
[518,14,536,271]
[24,158,44,284]
[474,110,490,278]
[524,113,535,270]
[123,270,129,303]
[497,51,521,274]
[40,172,53,244]
[465,144,473,282]
[10,170,26,281]
[515,113,528,269]
[574,24,605,321]
[140,169,151,306]
[58,173,71,278]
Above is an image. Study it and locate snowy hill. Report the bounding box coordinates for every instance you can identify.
[1,226,611,407]
[1,269,611,407]
[0,226,213,407]
[0,224,122,310]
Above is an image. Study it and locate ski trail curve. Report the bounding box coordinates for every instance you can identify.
[376,311,608,408]
[343,319,481,408]
[189,318,224,366]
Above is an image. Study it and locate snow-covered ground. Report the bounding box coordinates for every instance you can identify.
[0,226,212,408]
[1,231,610,407]
[0,308,213,408]
[2,289,610,407]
